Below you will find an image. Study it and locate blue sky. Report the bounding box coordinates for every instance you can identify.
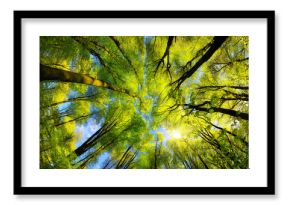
[74,117,102,148]
[150,126,171,146]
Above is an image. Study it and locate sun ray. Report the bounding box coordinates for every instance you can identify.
[169,130,182,139]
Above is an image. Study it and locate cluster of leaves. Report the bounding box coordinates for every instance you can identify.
[40,36,249,169]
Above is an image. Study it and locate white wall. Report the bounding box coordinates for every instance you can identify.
[0,0,287,204]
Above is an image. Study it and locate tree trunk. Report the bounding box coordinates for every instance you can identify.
[172,36,228,88]
[42,93,98,108]
[198,154,209,169]
[183,103,248,120]
[196,107,248,120]
[40,64,137,97]
[197,85,248,90]
[154,36,175,77]
[54,114,90,127]
[73,121,116,156]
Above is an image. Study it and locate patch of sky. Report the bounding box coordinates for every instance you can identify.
[86,85,97,94]
[75,117,104,148]
[41,50,50,57]
[56,90,79,112]
[133,98,139,107]
[136,104,153,128]
[182,70,203,91]
[231,119,240,129]
[109,97,116,103]
[137,84,142,92]
[150,126,170,146]
[219,71,227,80]
[157,126,171,145]
[90,54,101,67]
[211,120,220,130]
[68,90,78,98]
[144,36,153,44]
[141,113,150,122]
[213,64,224,71]
[69,59,77,70]
[87,152,110,169]
[185,95,191,104]
[90,105,99,114]
[57,102,71,113]
[45,81,57,89]
[193,70,204,84]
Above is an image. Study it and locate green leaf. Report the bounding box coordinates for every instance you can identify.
[210,95,219,107]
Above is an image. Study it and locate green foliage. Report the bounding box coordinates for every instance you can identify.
[40,36,249,169]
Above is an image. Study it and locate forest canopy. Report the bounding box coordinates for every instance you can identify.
[40,36,249,169]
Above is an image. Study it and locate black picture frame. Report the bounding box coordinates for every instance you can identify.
[14,10,275,195]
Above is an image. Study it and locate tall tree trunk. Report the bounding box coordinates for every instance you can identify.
[172,36,228,89]
[198,154,209,169]
[40,64,137,97]
[73,120,117,157]
[54,113,90,127]
[154,36,175,79]
[116,146,132,169]
[154,139,159,169]
[77,139,116,169]
[42,93,98,108]
[183,103,248,120]
[197,85,249,90]
[196,107,248,120]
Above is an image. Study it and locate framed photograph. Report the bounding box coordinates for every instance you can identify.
[14,10,275,195]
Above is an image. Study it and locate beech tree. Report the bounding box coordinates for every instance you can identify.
[40,36,249,169]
